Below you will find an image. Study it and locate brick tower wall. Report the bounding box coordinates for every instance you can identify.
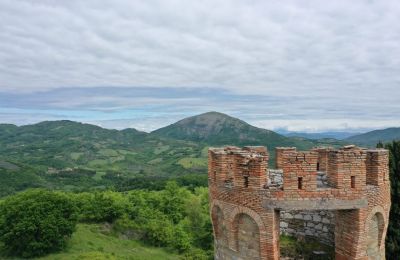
[209,146,391,260]
[366,149,389,186]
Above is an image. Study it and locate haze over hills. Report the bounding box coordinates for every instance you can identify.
[345,127,400,146]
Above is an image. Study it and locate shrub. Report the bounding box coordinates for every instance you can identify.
[0,189,77,258]
[76,191,129,223]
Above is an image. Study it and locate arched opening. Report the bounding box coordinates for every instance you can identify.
[367,212,385,259]
[233,213,260,259]
[211,206,228,246]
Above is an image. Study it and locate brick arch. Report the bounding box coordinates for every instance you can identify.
[210,200,229,246]
[365,206,387,250]
[228,205,267,251]
[211,204,228,246]
[232,213,261,259]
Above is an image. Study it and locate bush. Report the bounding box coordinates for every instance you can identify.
[0,189,77,258]
[116,183,212,257]
[75,191,129,223]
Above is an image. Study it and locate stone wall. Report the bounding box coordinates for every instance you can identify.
[280,210,334,245]
[269,169,334,245]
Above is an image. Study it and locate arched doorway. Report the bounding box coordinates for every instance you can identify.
[367,212,384,259]
[233,213,261,259]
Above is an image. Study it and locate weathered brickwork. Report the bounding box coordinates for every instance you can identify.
[209,145,391,260]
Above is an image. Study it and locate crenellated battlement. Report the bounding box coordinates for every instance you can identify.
[209,145,391,260]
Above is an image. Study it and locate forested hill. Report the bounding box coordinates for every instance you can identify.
[345,127,400,146]
[0,113,343,196]
[151,111,334,149]
[0,120,208,195]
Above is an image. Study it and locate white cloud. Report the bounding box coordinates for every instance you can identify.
[0,0,399,131]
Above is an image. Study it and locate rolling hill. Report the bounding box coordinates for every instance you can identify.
[0,120,208,195]
[345,127,400,146]
[0,112,344,196]
[151,111,317,149]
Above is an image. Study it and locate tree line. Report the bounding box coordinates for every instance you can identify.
[377,141,400,259]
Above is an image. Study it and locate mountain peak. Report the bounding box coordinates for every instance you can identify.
[173,111,247,127]
[151,112,308,149]
[196,111,232,117]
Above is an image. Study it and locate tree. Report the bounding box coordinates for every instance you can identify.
[0,189,77,258]
[384,141,400,258]
[75,191,129,223]
[160,181,190,224]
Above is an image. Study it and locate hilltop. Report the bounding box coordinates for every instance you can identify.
[151,111,319,149]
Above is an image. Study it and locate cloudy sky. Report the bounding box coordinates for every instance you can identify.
[0,0,399,132]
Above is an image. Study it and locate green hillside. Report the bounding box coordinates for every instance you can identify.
[345,127,400,147]
[151,112,345,164]
[151,112,315,149]
[0,120,207,195]
[0,112,343,196]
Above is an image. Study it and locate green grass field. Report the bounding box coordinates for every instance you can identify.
[32,224,181,260]
[177,158,207,169]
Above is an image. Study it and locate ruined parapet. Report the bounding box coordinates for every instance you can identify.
[366,149,389,186]
[209,146,269,190]
[312,147,332,172]
[281,150,318,192]
[209,145,391,260]
[275,147,296,169]
[327,145,367,191]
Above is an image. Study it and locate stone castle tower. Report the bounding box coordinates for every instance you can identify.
[208,145,390,260]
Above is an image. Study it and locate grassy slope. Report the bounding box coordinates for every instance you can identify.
[0,121,207,195]
[35,224,180,260]
[0,224,333,260]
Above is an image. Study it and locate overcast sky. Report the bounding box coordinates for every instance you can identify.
[1,0,399,132]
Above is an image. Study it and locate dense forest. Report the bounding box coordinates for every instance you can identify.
[378,141,400,259]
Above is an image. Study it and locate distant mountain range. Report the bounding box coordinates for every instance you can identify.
[345,127,400,146]
[279,131,361,140]
[279,128,400,147]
